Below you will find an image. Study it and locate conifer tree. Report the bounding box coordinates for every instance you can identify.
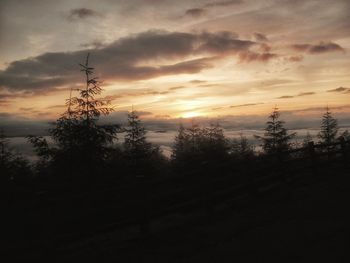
[230,134,255,159]
[256,107,296,154]
[171,123,188,161]
[172,122,229,166]
[123,110,162,176]
[28,54,118,176]
[339,130,350,141]
[203,123,228,159]
[318,106,338,145]
[302,132,313,147]
[124,110,151,159]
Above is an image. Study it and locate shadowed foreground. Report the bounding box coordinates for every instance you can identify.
[3,162,349,262]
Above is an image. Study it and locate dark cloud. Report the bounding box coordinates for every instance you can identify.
[189,80,207,84]
[185,8,206,17]
[238,51,278,62]
[230,103,264,108]
[46,104,66,109]
[291,42,345,54]
[0,30,255,94]
[327,87,350,93]
[291,105,350,113]
[212,106,224,110]
[298,92,315,96]
[259,43,271,52]
[278,91,315,99]
[286,55,304,62]
[80,40,107,49]
[253,32,268,42]
[198,83,222,87]
[134,111,153,116]
[184,0,243,19]
[278,95,294,99]
[169,86,185,91]
[19,107,34,111]
[68,8,100,20]
[204,0,243,8]
[101,87,183,102]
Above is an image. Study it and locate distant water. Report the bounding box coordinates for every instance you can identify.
[7,128,348,160]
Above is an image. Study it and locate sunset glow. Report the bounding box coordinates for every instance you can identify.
[0,0,349,130]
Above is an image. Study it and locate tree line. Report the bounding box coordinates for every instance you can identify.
[1,54,349,183]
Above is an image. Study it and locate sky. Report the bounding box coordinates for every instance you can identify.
[0,0,350,134]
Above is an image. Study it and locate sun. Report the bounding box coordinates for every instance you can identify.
[182,111,201,118]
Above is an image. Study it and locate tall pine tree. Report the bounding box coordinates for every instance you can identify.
[28,54,118,177]
[318,106,338,145]
[256,107,296,154]
[124,110,151,159]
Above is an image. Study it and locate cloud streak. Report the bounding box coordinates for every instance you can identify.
[185,8,206,17]
[327,87,350,93]
[291,42,345,54]
[204,0,243,8]
[68,8,101,20]
[230,103,264,108]
[277,92,316,99]
[238,51,278,62]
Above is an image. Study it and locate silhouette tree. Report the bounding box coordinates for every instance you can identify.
[172,122,229,169]
[230,134,255,159]
[318,106,338,145]
[123,110,162,176]
[317,106,338,157]
[256,107,296,154]
[171,123,187,161]
[302,132,313,147]
[28,53,118,177]
[339,130,350,141]
[202,123,228,161]
[124,110,152,159]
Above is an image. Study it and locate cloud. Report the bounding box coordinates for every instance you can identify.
[0,30,255,94]
[327,87,350,93]
[80,40,107,49]
[278,95,294,99]
[291,105,350,113]
[230,103,264,108]
[278,91,315,99]
[134,111,153,116]
[291,41,345,54]
[46,104,66,110]
[189,80,207,84]
[204,0,243,8]
[185,8,206,17]
[253,32,268,42]
[238,51,278,62]
[184,0,243,19]
[68,8,100,20]
[286,55,304,62]
[169,86,185,91]
[19,107,34,111]
[298,92,315,96]
[259,43,271,52]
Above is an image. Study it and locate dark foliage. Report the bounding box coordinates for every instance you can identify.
[318,106,338,145]
[256,106,296,155]
[28,54,119,177]
[172,122,229,170]
[0,130,31,183]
